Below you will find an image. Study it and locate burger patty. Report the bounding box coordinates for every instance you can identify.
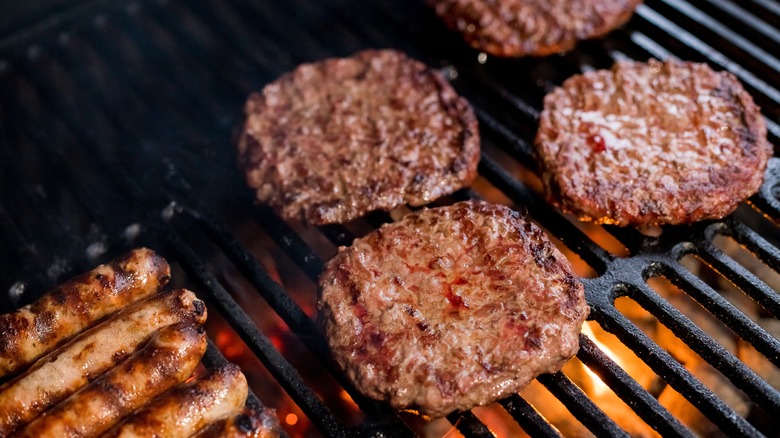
[237,49,480,225]
[318,200,588,418]
[534,59,772,227]
[429,0,642,57]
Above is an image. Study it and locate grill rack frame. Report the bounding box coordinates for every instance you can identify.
[0,0,779,436]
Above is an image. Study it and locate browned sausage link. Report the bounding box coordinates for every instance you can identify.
[103,364,248,438]
[0,248,171,377]
[193,407,283,438]
[0,289,205,436]
[13,322,206,438]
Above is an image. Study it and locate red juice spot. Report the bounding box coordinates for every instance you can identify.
[445,287,468,309]
[587,133,606,153]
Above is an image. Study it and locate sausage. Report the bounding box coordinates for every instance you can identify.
[0,289,206,436]
[0,248,171,377]
[14,322,206,438]
[192,407,283,438]
[103,364,248,438]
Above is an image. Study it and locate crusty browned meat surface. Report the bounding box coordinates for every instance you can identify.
[237,49,480,225]
[14,322,206,438]
[535,59,772,227]
[0,289,206,436]
[318,200,588,418]
[192,407,282,438]
[0,248,170,377]
[429,0,642,57]
[104,364,247,438]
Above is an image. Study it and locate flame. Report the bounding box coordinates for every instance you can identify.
[581,322,623,397]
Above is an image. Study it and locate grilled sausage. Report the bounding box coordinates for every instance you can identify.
[192,407,283,438]
[14,322,206,438]
[103,364,248,438]
[0,289,206,436]
[0,248,171,377]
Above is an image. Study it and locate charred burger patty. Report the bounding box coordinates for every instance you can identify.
[535,59,771,227]
[237,49,480,225]
[318,200,589,417]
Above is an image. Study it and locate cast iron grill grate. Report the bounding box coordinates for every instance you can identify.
[0,0,778,436]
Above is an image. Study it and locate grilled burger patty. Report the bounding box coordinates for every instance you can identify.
[535,59,772,227]
[237,49,480,225]
[318,200,588,417]
[429,0,642,57]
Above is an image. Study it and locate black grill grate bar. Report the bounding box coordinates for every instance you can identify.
[64,23,219,163]
[729,218,780,271]
[0,70,111,268]
[754,159,780,217]
[498,395,563,438]
[592,301,762,436]
[143,3,274,94]
[659,0,780,73]
[0,115,49,257]
[633,273,780,414]
[663,259,780,369]
[704,0,780,44]
[698,241,780,319]
[159,225,350,436]
[467,97,537,169]
[97,16,231,135]
[750,0,780,16]
[113,12,234,113]
[445,412,495,438]
[462,69,541,122]
[577,335,693,437]
[33,31,168,203]
[537,372,629,437]
[5,63,123,224]
[216,0,336,65]
[247,206,324,283]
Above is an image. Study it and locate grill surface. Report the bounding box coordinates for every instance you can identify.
[1,0,779,437]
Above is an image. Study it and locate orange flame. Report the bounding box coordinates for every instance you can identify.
[581,322,623,397]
